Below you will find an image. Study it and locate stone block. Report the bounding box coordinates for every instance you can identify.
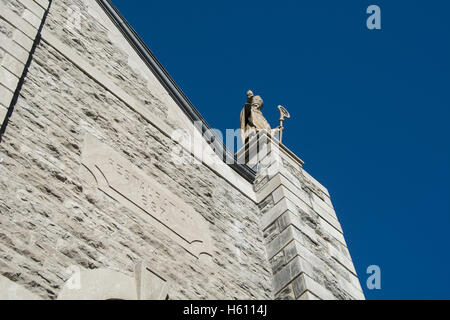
[337,276,365,300]
[300,168,330,197]
[2,52,25,77]
[272,256,314,293]
[263,220,280,243]
[297,290,320,300]
[18,0,45,18]
[0,66,20,91]
[266,226,302,260]
[291,241,329,274]
[292,273,308,298]
[285,210,320,245]
[256,173,284,203]
[0,103,8,121]
[0,33,29,63]
[296,273,336,300]
[0,84,14,108]
[13,28,34,51]
[22,9,42,28]
[0,2,38,39]
[310,191,337,220]
[278,183,343,233]
[273,174,312,206]
[319,217,347,247]
[261,199,322,248]
[274,283,296,300]
[328,241,357,276]
[282,240,300,262]
[260,196,296,230]
[270,249,287,275]
[312,199,340,228]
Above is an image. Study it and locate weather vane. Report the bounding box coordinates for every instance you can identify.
[240,90,290,145]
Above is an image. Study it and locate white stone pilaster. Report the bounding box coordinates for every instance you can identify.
[0,0,48,124]
[238,132,365,300]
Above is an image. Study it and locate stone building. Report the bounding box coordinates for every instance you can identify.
[0,0,364,300]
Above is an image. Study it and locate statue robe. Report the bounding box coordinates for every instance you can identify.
[240,103,271,144]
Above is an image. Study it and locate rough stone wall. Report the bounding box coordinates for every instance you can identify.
[0,0,273,299]
[44,0,169,121]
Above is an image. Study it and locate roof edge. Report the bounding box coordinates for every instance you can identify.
[95,0,256,183]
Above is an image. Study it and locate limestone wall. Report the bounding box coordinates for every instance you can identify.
[0,0,272,299]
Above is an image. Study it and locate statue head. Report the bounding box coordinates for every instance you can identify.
[246,90,263,109]
[252,95,264,109]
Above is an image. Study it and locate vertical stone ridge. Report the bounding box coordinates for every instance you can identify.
[249,133,364,300]
[0,0,52,141]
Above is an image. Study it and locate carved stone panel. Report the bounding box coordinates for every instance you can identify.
[80,134,213,261]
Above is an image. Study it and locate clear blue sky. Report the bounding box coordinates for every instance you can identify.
[112,0,450,299]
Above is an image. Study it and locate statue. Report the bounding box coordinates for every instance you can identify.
[240,90,289,144]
